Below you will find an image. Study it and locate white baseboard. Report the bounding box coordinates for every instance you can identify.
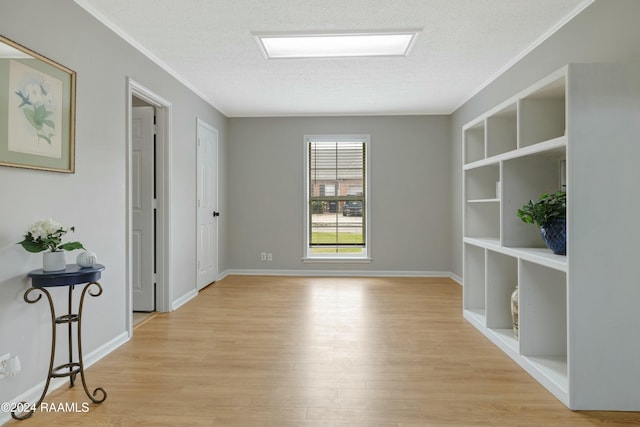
[224,268,458,279]
[450,273,463,285]
[82,331,130,368]
[172,289,197,310]
[0,331,128,426]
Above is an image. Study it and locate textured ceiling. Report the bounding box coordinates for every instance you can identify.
[75,0,590,117]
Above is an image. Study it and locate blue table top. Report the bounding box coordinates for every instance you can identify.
[27,264,105,287]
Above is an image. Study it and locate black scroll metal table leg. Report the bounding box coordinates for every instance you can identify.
[77,281,107,403]
[67,285,75,386]
[11,287,56,420]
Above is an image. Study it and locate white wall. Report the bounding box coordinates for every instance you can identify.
[227,115,451,274]
[450,0,640,277]
[0,0,227,411]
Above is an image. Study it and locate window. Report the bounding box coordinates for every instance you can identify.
[304,135,370,260]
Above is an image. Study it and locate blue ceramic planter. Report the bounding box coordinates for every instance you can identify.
[540,218,566,255]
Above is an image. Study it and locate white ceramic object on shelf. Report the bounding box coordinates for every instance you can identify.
[76,250,97,268]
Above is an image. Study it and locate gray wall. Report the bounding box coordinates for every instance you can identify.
[0,0,227,408]
[450,0,640,277]
[228,115,451,273]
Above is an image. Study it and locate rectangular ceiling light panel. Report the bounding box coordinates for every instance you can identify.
[255,31,420,59]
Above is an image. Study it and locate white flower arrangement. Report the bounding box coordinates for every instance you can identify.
[18,218,84,253]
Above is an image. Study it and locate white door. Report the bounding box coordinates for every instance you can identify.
[132,106,155,311]
[196,119,218,290]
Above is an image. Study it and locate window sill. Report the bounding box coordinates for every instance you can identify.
[302,257,372,264]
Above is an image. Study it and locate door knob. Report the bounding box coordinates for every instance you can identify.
[212,211,220,217]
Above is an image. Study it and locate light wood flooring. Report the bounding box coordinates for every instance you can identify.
[8,275,640,426]
[132,311,157,329]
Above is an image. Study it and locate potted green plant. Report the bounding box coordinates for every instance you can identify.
[517,191,566,255]
[18,218,85,271]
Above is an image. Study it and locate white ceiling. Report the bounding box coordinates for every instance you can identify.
[76,0,591,117]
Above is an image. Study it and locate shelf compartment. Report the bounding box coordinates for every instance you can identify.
[464,120,485,164]
[502,154,565,248]
[465,163,500,240]
[465,202,500,240]
[463,244,485,318]
[486,251,518,339]
[486,103,517,157]
[525,356,569,393]
[465,163,499,201]
[519,260,567,372]
[464,309,486,330]
[490,328,519,354]
[518,76,566,148]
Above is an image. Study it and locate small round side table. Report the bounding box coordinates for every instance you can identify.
[11,264,108,420]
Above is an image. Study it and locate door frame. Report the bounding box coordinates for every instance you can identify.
[126,77,173,336]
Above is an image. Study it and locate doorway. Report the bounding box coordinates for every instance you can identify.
[126,78,173,336]
[131,102,155,316]
[196,119,219,290]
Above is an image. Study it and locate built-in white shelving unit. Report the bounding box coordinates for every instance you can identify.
[462,62,640,410]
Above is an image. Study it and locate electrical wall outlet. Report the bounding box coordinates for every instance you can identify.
[8,356,20,376]
[261,252,267,261]
[0,354,20,379]
[267,253,273,261]
[0,353,10,380]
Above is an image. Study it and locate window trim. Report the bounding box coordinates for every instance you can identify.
[302,134,372,262]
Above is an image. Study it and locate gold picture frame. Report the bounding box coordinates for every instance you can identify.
[0,35,76,173]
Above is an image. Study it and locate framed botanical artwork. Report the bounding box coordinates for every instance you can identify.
[0,35,76,173]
